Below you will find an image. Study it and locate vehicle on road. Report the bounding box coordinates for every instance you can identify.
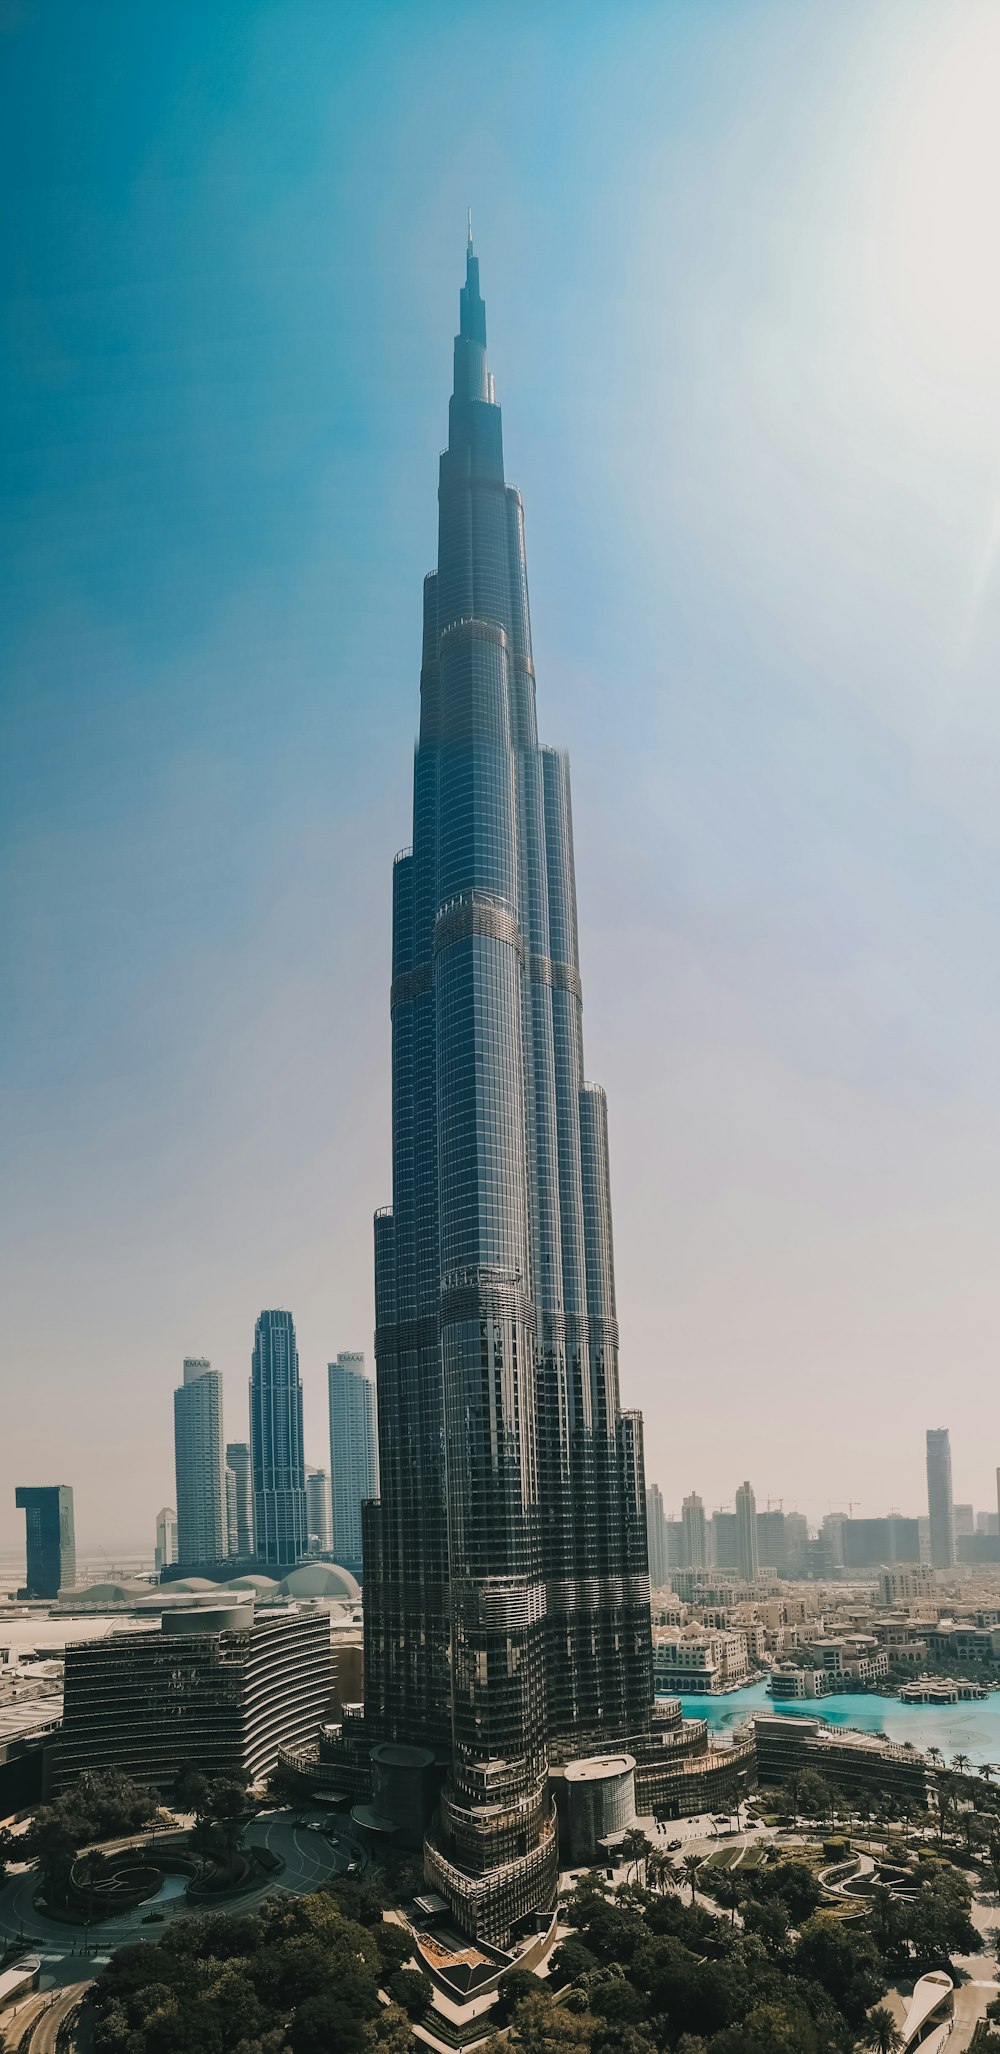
[667,1839,683,1851]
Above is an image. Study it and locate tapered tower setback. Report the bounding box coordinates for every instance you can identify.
[363,241,654,1941]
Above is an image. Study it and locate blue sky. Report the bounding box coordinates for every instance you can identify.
[3,0,1000,1550]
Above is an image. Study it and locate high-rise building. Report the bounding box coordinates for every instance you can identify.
[954,1502,974,1538]
[358,240,656,1942]
[58,1602,330,1790]
[783,1511,809,1578]
[926,1428,955,1570]
[682,1493,708,1570]
[645,1484,668,1588]
[250,1311,308,1569]
[711,1509,738,1570]
[735,1481,759,1582]
[225,1467,238,1556]
[306,1468,333,1555]
[154,1507,178,1574]
[755,1509,785,1576]
[821,1513,847,1569]
[15,1486,75,1599]
[976,1510,1000,1537]
[327,1352,377,1575]
[173,1358,227,1569]
[842,1516,921,1569]
[225,1443,254,1561]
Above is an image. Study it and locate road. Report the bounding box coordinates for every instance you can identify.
[8,1981,92,2053]
[0,1810,351,1999]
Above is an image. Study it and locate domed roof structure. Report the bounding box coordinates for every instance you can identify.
[64,1579,149,1603]
[277,1563,362,1602]
[168,1577,217,1593]
[224,1574,278,1592]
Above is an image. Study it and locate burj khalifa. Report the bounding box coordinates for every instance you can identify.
[361,236,655,1942]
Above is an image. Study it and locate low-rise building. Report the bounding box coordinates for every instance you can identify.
[798,1635,889,1690]
[768,1666,830,1700]
[653,1627,750,1695]
[878,1566,936,1606]
[753,1714,928,1802]
[58,1601,330,1791]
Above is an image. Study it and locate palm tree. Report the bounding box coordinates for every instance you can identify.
[716,1870,742,1928]
[927,1745,942,1770]
[861,2005,903,2053]
[953,1752,971,1779]
[681,1852,703,1905]
[619,1828,652,1887]
[869,1883,895,1952]
[646,1849,673,1895]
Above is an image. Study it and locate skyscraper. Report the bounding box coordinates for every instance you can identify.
[154,1506,178,1574]
[225,1443,254,1560]
[711,1508,738,1569]
[926,1428,955,1570]
[15,1485,75,1599]
[645,1483,668,1588]
[306,1467,333,1555]
[250,1311,307,1569]
[327,1352,377,1575]
[361,239,654,1941]
[173,1358,227,1569]
[225,1467,238,1556]
[682,1492,708,1570]
[735,1480,759,1581]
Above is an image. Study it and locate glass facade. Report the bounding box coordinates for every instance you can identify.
[15,1485,75,1600]
[174,1357,227,1569]
[327,1351,378,1574]
[363,242,654,1942]
[250,1310,308,1569]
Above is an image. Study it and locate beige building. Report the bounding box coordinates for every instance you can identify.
[768,1665,830,1699]
[653,1626,751,1695]
[878,1565,936,1606]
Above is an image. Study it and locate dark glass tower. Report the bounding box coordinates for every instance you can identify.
[15,1485,76,1599]
[250,1310,308,1568]
[364,238,653,1942]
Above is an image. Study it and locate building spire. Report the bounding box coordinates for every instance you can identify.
[457,225,487,359]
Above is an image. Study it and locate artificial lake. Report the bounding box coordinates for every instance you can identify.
[674,1678,1000,1767]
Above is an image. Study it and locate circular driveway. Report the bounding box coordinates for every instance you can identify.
[0,1810,350,1991]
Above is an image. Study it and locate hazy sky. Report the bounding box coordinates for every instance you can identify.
[4,0,1000,1554]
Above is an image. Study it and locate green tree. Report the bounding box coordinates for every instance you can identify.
[860,2006,904,2053]
[289,1989,372,2054]
[715,1871,743,1929]
[508,1990,596,2054]
[795,1770,833,1819]
[384,1968,431,2021]
[619,1831,652,1887]
[680,1853,702,1904]
[173,1761,210,1814]
[791,1912,885,2027]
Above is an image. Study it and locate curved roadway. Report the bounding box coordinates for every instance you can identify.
[0,1811,351,1999]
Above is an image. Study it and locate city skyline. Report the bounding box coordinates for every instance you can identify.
[6,2,1000,1546]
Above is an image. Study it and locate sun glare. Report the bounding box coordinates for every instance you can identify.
[873,4,1000,391]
